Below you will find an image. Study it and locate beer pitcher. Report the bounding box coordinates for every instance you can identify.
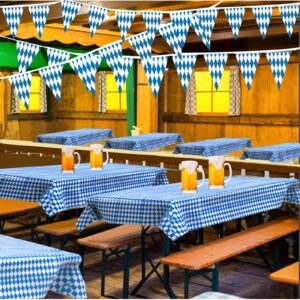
[90,144,109,170]
[208,156,232,189]
[62,147,81,173]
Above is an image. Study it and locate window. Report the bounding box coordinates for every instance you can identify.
[105,72,127,112]
[195,70,230,114]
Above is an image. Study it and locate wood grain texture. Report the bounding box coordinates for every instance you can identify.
[269,262,299,285]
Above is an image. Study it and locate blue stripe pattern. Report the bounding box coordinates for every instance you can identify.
[77,176,300,240]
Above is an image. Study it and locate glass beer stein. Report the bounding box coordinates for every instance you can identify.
[90,144,109,170]
[208,156,232,189]
[61,147,81,173]
[179,160,205,194]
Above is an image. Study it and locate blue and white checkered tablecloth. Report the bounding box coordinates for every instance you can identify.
[77,176,300,241]
[36,128,114,145]
[173,138,252,156]
[241,143,300,162]
[0,163,168,217]
[0,235,86,299]
[105,133,183,151]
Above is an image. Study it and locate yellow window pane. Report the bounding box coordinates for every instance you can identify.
[19,93,41,112]
[213,70,230,92]
[121,92,127,110]
[30,76,41,93]
[195,71,212,91]
[197,92,212,113]
[106,73,118,92]
[106,92,120,110]
[212,92,230,113]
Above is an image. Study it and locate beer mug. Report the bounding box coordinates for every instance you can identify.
[179,160,205,194]
[61,147,81,173]
[90,144,109,170]
[208,156,232,189]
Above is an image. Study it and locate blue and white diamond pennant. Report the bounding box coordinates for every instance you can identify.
[279,5,299,38]
[173,54,197,92]
[128,31,153,61]
[141,56,168,98]
[116,10,136,41]
[47,48,71,66]
[70,52,100,95]
[266,51,291,88]
[28,5,50,37]
[224,7,246,39]
[39,65,63,101]
[9,72,32,110]
[142,12,163,43]
[88,5,108,37]
[2,6,23,38]
[204,53,229,90]
[252,6,273,39]
[16,41,40,73]
[61,0,82,32]
[170,11,192,50]
[159,23,182,54]
[198,9,218,49]
[236,52,260,89]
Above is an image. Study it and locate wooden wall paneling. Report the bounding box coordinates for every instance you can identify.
[194,123,225,141]
[166,70,185,113]
[18,120,52,141]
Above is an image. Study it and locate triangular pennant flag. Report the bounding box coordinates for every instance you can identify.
[128,31,153,61]
[99,43,134,92]
[236,52,260,89]
[47,48,71,66]
[224,7,246,39]
[190,14,204,44]
[39,65,63,101]
[61,0,82,32]
[172,54,197,92]
[9,72,32,110]
[159,23,182,54]
[170,11,192,50]
[28,5,50,37]
[142,12,163,43]
[2,6,23,38]
[70,53,100,95]
[141,56,168,98]
[252,6,273,39]
[116,10,136,41]
[88,5,108,37]
[16,41,40,73]
[266,51,291,88]
[279,5,299,38]
[203,53,229,90]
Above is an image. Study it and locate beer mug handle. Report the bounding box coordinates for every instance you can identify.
[224,163,232,183]
[74,152,81,169]
[103,149,109,166]
[197,166,206,188]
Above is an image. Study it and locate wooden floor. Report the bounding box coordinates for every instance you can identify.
[4,221,296,299]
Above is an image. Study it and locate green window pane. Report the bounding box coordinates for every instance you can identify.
[212,92,230,113]
[197,92,212,113]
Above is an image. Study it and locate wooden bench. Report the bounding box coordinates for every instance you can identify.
[0,198,41,234]
[161,216,299,298]
[77,225,160,299]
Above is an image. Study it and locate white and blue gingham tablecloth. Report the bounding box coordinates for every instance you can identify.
[0,235,86,299]
[241,143,300,162]
[0,163,168,217]
[36,128,114,145]
[105,133,183,151]
[173,138,252,156]
[77,176,300,241]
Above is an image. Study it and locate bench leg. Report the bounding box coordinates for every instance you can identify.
[273,240,280,270]
[0,217,4,234]
[101,250,107,297]
[80,246,85,275]
[123,245,131,299]
[184,269,190,299]
[212,263,219,292]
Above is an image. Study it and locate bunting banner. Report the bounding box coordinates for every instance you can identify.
[128,31,153,61]
[9,73,32,110]
[142,12,163,43]
[70,52,100,95]
[198,9,218,49]
[99,43,134,92]
[203,53,229,90]
[61,0,83,32]
[2,6,23,38]
[266,51,291,88]
[116,10,136,41]
[279,5,300,38]
[28,5,50,37]
[224,7,246,39]
[159,24,182,54]
[235,52,260,89]
[252,6,273,40]
[88,5,108,37]
[141,55,168,98]
[47,48,71,66]
[173,54,197,92]
[16,41,40,73]
[190,14,204,46]
[39,65,64,101]
[170,11,192,50]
